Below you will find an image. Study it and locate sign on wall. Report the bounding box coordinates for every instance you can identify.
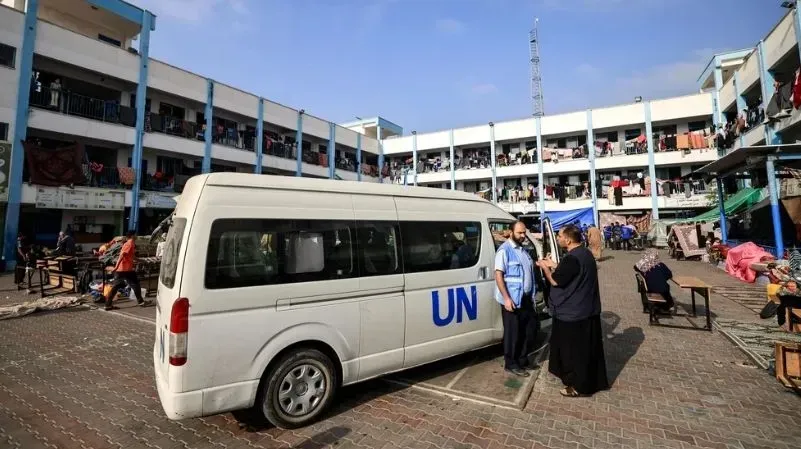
[36,187,125,211]
[138,192,177,209]
[661,195,710,209]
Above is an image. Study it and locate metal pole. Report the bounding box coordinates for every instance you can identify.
[645,101,659,220]
[328,123,336,179]
[356,133,362,182]
[295,111,304,177]
[449,129,455,190]
[586,110,597,225]
[490,122,497,203]
[202,79,213,174]
[412,131,418,186]
[130,11,154,232]
[3,0,40,268]
[766,157,784,257]
[536,117,545,220]
[715,177,728,245]
[255,98,263,173]
[377,124,384,183]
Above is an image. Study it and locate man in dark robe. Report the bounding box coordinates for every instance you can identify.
[536,225,609,397]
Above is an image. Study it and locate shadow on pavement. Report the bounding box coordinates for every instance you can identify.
[235,329,552,431]
[601,311,644,386]
[290,426,351,449]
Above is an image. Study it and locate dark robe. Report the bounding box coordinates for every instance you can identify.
[548,246,609,395]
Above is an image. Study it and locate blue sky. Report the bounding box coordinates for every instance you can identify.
[132,0,783,134]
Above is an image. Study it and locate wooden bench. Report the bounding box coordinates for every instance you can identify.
[634,270,669,325]
[38,257,78,298]
[775,341,801,392]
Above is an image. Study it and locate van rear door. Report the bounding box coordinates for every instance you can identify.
[155,216,188,386]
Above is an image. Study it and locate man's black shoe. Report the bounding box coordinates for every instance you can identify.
[505,368,530,377]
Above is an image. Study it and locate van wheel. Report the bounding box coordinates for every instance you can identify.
[259,348,337,429]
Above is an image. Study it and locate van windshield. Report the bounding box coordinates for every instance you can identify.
[159,217,186,289]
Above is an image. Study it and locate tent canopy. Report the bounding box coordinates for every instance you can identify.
[670,187,762,224]
[548,207,595,230]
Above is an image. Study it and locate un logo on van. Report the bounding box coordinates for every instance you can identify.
[431,286,477,327]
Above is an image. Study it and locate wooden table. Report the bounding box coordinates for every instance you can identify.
[670,276,712,331]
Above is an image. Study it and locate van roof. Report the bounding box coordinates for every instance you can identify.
[202,173,493,203]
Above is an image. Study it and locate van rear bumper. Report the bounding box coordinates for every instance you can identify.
[154,364,204,420]
[154,357,260,419]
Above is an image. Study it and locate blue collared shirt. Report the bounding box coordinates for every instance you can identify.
[494,239,534,295]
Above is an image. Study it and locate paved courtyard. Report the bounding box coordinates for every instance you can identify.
[1,251,800,449]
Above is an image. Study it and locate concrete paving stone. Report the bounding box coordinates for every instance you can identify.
[1,253,800,448]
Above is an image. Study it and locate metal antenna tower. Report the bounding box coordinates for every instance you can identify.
[529,18,544,117]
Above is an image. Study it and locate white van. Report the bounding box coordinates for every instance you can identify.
[154,173,559,428]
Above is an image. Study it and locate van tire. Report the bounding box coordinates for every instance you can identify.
[259,348,337,429]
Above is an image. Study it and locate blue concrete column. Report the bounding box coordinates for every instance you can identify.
[412,131,418,186]
[715,178,728,245]
[794,6,801,74]
[3,0,39,267]
[129,10,154,232]
[202,79,214,174]
[644,101,659,220]
[586,110,597,225]
[733,72,747,149]
[757,40,780,145]
[489,122,497,204]
[536,117,545,219]
[356,133,362,182]
[766,157,784,257]
[376,125,384,183]
[328,123,336,179]
[449,129,455,190]
[255,98,264,174]
[295,111,304,177]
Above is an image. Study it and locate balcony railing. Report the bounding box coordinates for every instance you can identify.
[149,115,202,141]
[30,86,135,126]
[265,141,295,159]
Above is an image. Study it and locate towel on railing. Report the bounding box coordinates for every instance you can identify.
[118,167,136,186]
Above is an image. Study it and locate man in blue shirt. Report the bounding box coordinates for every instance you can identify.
[495,221,539,377]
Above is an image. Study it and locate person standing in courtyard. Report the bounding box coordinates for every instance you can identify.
[586,225,603,260]
[495,221,539,377]
[104,230,149,310]
[537,224,608,397]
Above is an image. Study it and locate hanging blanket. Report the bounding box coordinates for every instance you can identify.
[725,242,776,283]
[24,141,86,186]
[671,224,706,258]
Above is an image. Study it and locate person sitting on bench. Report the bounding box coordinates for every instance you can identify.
[635,249,674,313]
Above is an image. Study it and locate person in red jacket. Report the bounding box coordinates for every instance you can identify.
[104,230,150,310]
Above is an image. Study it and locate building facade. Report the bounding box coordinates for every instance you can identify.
[0,0,397,266]
[0,0,799,267]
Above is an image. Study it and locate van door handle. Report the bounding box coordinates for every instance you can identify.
[478,266,488,280]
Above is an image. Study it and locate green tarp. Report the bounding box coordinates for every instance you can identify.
[669,187,763,224]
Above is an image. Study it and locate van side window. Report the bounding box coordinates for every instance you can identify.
[399,221,481,273]
[356,222,401,277]
[160,218,187,288]
[205,219,356,289]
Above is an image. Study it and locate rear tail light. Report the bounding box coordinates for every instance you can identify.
[169,297,189,366]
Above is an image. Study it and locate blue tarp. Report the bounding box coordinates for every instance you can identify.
[548,207,595,230]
